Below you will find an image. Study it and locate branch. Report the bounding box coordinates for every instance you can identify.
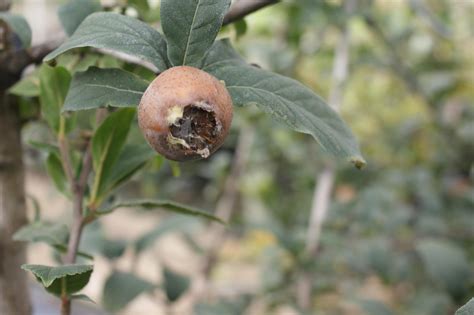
[363,15,429,101]
[0,38,63,89]
[0,0,280,84]
[0,0,11,11]
[297,0,355,310]
[203,126,254,274]
[223,0,280,25]
[187,126,254,304]
[409,0,451,38]
[61,126,94,315]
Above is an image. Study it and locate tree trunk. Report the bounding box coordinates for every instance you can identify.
[0,91,32,315]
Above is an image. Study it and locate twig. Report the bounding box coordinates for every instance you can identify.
[362,14,428,101]
[304,168,335,256]
[203,126,254,275]
[223,0,279,25]
[297,0,356,311]
[187,126,254,305]
[0,0,281,85]
[60,124,94,315]
[409,0,451,38]
[58,137,75,194]
[0,0,10,11]
[0,37,63,88]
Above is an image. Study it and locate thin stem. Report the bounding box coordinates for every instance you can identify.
[58,125,94,315]
[223,0,280,25]
[297,0,355,310]
[60,298,70,315]
[60,277,69,315]
[64,216,84,264]
[188,127,254,304]
[203,126,254,275]
[58,117,75,194]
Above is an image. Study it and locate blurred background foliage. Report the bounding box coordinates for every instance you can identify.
[13,0,473,314]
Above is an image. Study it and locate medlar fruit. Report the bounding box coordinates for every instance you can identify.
[138,66,233,161]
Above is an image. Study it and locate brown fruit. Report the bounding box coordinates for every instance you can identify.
[138,66,233,161]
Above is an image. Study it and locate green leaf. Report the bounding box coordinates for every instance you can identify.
[102,271,155,312]
[13,221,93,260]
[101,239,127,260]
[416,239,472,298]
[234,19,248,39]
[39,65,72,133]
[456,298,474,315]
[46,152,68,196]
[194,297,252,315]
[0,13,32,48]
[8,68,40,97]
[128,0,159,23]
[98,199,224,223]
[163,267,190,302]
[169,160,181,177]
[203,40,366,168]
[44,12,169,72]
[13,221,68,246]
[358,299,394,315]
[64,67,148,112]
[28,140,60,156]
[128,0,150,14]
[21,264,93,296]
[78,221,126,259]
[58,0,101,36]
[105,144,155,193]
[161,0,231,67]
[26,194,41,221]
[90,108,135,204]
[71,294,95,304]
[134,216,196,254]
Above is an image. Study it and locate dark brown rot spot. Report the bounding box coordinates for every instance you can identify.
[168,104,220,158]
[138,66,233,161]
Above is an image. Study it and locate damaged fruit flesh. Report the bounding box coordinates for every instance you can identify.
[168,104,221,158]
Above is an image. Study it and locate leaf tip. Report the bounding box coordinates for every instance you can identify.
[214,216,227,225]
[350,156,367,169]
[43,56,57,66]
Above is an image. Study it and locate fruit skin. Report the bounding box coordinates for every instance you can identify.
[138,66,233,161]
